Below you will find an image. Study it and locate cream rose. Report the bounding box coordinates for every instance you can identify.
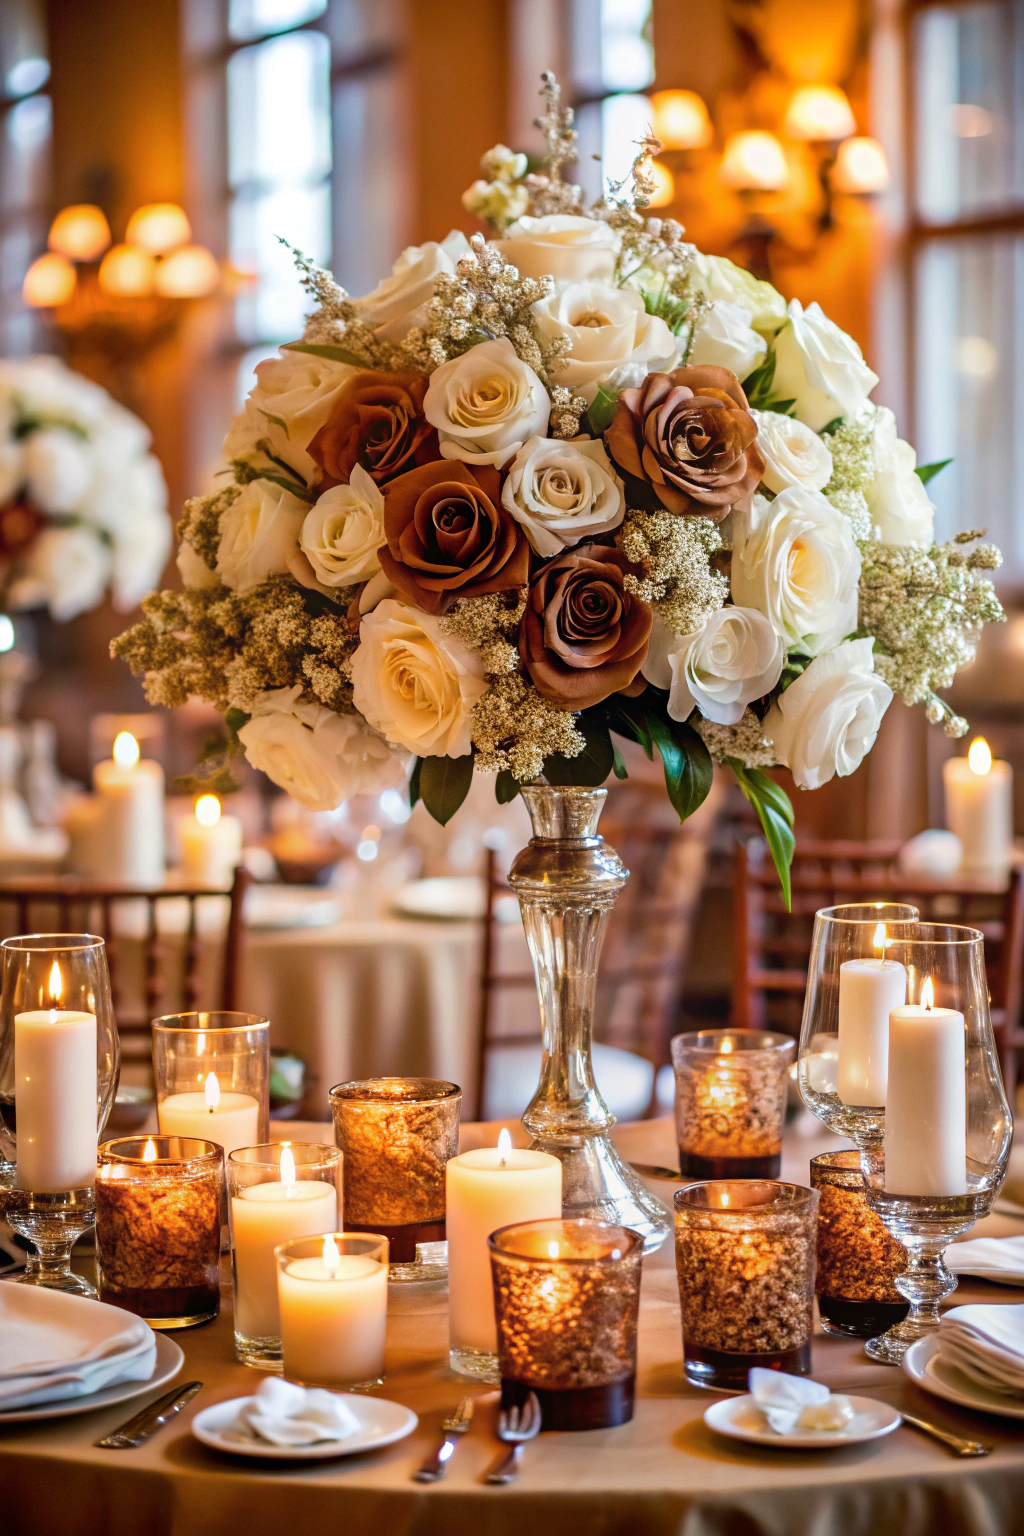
[688,301,767,382]
[766,638,892,790]
[731,488,861,657]
[771,300,879,431]
[423,337,550,468]
[176,538,220,589]
[215,478,309,593]
[500,435,623,555]
[351,598,488,758]
[642,608,784,725]
[9,525,112,622]
[531,281,679,406]
[354,230,472,342]
[752,410,833,494]
[690,253,788,335]
[299,465,385,587]
[238,685,405,811]
[494,215,619,283]
[22,427,92,514]
[222,350,357,485]
[865,407,936,546]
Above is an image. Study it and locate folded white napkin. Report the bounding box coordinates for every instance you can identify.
[0,1285,156,1411]
[748,1368,854,1435]
[938,1303,1024,1395]
[236,1378,362,1446]
[946,1236,1024,1282]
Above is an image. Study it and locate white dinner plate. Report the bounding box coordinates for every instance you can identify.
[0,1332,183,1425]
[946,1263,1024,1287]
[391,877,485,921]
[245,885,340,930]
[903,1334,1024,1419]
[192,1393,418,1459]
[703,1393,901,1449]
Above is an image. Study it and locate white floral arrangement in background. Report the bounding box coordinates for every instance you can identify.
[0,356,170,621]
[115,75,1003,900]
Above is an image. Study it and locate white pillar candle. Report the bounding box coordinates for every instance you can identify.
[943,739,1014,877]
[14,1006,97,1191]
[158,1072,260,1160]
[92,732,165,885]
[837,927,907,1107]
[884,979,967,1196]
[232,1158,338,1340]
[446,1130,562,1356]
[180,795,243,888]
[278,1236,388,1386]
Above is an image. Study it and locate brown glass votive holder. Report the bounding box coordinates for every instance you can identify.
[675,1180,817,1390]
[810,1150,909,1338]
[329,1077,460,1275]
[95,1136,223,1328]
[671,1029,795,1179]
[489,1218,643,1431]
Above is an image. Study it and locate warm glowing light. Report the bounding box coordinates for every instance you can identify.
[126,203,191,255]
[205,1071,221,1112]
[497,1127,512,1167]
[832,136,890,194]
[874,922,887,956]
[195,794,221,827]
[48,960,63,1004]
[952,104,993,139]
[547,1240,561,1259]
[783,85,856,143]
[651,89,712,150]
[323,1234,340,1274]
[720,131,789,192]
[921,977,934,1012]
[48,204,112,261]
[720,1037,733,1054]
[113,731,140,768]
[646,161,676,209]
[719,1191,731,1207]
[98,244,156,297]
[22,252,76,308]
[196,1032,206,1056]
[968,737,992,777]
[0,616,14,653]
[280,1143,296,1190]
[154,244,220,299]
[143,1138,158,1162]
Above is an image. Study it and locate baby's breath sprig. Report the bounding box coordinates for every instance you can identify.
[695,710,777,769]
[525,71,583,218]
[618,508,727,637]
[178,485,239,570]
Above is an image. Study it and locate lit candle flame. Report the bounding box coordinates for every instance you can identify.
[873,922,886,956]
[323,1234,340,1276]
[280,1143,296,1192]
[113,731,140,768]
[497,1127,512,1167]
[968,737,992,777]
[47,960,63,1005]
[142,1137,158,1162]
[548,1240,561,1259]
[195,794,221,827]
[720,1037,733,1054]
[205,1071,221,1111]
[921,977,935,1011]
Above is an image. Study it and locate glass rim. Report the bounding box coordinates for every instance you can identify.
[151,1010,270,1034]
[674,1179,816,1213]
[1,932,105,953]
[671,1027,794,1054]
[809,1149,861,1171]
[328,1076,462,1104]
[894,921,985,948]
[97,1134,223,1169]
[274,1231,388,1263]
[813,903,921,927]
[488,1217,643,1263]
[227,1141,341,1167]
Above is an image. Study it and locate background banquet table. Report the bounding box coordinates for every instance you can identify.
[5,1116,1024,1536]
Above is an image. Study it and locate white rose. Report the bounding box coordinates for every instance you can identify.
[865,408,935,546]
[0,440,23,504]
[354,230,472,341]
[766,637,892,790]
[689,253,788,335]
[111,510,172,610]
[9,524,112,621]
[732,488,861,657]
[215,479,309,593]
[299,465,384,587]
[752,410,833,494]
[22,427,93,514]
[222,350,358,485]
[531,280,679,406]
[82,453,167,538]
[351,598,487,758]
[688,301,767,381]
[771,300,879,431]
[238,685,406,812]
[176,538,220,589]
[493,215,619,283]
[423,337,550,468]
[642,608,784,725]
[501,436,623,555]
[1,355,110,434]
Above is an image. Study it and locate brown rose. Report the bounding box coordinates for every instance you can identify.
[379,459,530,615]
[0,501,41,557]
[520,543,652,709]
[309,371,439,489]
[604,364,763,520]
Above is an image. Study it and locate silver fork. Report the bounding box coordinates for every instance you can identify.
[900,1410,994,1457]
[413,1396,474,1481]
[485,1392,541,1485]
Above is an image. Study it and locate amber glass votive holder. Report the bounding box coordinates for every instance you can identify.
[671,1029,795,1179]
[810,1150,909,1339]
[489,1218,643,1431]
[329,1077,460,1276]
[675,1180,817,1390]
[95,1136,223,1328]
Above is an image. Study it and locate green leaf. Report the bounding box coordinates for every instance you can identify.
[729,760,795,911]
[224,707,250,738]
[419,754,474,826]
[645,704,713,823]
[605,694,654,759]
[543,709,615,787]
[741,349,777,408]
[611,738,629,780]
[915,458,953,486]
[408,756,423,809]
[819,416,845,436]
[253,471,316,504]
[495,770,521,804]
[283,341,371,369]
[586,387,620,436]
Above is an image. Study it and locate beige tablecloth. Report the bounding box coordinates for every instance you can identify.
[4,1117,1024,1536]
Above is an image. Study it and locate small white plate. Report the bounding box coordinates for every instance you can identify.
[903,1334,1024,1419]
[391,877,484,922]
[0,1332,183,1424]
[946,1265,1024,1287]
[192,1393,418,1460]
[704,1393,901,1449]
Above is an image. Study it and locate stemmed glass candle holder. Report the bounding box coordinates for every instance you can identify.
[859,924,1012,1364]
[153,1012,269,1160]
[276,1233,388,1389]
[671,1029,794,1179]
[0,934,119,1296]
[228,1142,343,1368]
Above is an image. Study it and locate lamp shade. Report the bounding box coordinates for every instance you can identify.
[125,203,192,256]
[48,204,111,261]
[22,252,77,308]
[832,135,890,194]
[720,131,789,192]
[651,89,713,151]
[98,243,157,297]
[784,85,856,143]
[154,244,220,299]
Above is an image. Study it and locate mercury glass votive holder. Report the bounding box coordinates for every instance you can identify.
[675,1181,817,1390]
[329,1077,460,1277]
[810,1150,909,1339]
[227,1142,344,1370]
[671,1029,795,1179]
[95,1136,223,1328]
[276,1232,389,1390]
[489,1218,643,1431]
[152,1012,270,1161]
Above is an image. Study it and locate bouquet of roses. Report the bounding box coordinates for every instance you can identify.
[115,75,1003,899]
[0,355,170,621]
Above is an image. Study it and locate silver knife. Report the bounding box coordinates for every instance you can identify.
[96,1380,203,1449]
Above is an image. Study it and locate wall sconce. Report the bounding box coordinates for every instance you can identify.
[21,251,77,308]
[783,85,857,144]
[98,243,157,297]
[651,90,713,151]
[126,203,193,255]
[832,135,890,195]
[47,204,112,262]
[719,132,788,281]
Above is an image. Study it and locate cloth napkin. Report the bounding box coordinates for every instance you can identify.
[938,1303,1024,1395]
[236,1378,363,1446]
[946,1236,1024,1283]
[748,1369,854,1435]
[0,1284,156,1411]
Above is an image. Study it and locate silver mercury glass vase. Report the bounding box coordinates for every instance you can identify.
[507,784,671,1253]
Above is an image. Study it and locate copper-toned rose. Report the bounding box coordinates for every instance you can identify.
[379,459,530,615]
[604,365,762,520]
[309,371,439,489]
[0,501,41,558]
[520,543,652,710]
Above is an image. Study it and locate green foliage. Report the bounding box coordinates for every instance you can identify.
[543,709,615,786]
[741,349,796,416]
[585,387,620,435]
[915,459,953,486]
[729,760,795,910]
[419,754,475,826]
[408,756,423,808]
[282,341,370,369]
[643,695,713,823]
[495,769,521,804]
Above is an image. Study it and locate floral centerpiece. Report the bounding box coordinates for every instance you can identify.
[114,75,1003,901]
[0,356,170,621]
